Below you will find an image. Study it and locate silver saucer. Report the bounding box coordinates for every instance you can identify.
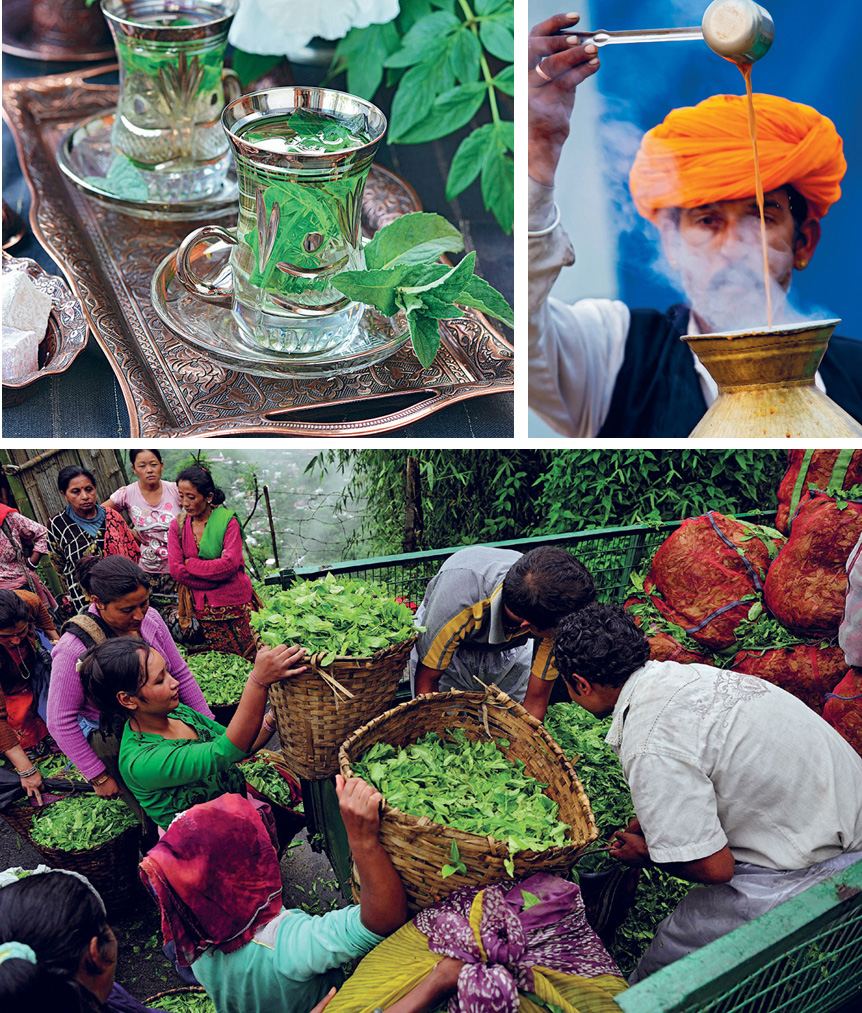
[57,110,238,221]
[150,239,411,379]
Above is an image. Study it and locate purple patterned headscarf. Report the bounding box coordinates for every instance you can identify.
[414,874,621,1013]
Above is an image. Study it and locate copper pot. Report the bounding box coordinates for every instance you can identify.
[30,0,110,49]
[683,319,862,437]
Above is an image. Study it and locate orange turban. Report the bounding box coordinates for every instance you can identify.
[628,93,846,221]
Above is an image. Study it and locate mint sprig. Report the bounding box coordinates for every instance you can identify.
[331,212,513,367]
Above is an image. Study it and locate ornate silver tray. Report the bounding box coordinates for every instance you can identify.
[2,252,89,405]
[2,66,514,437]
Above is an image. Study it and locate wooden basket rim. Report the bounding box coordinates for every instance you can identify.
[144,986,208,1002]
[338,685,598,858]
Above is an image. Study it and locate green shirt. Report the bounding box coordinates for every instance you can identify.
[193,905,384,1013]
[119,704,248,828]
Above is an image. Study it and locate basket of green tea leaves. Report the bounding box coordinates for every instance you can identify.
[240,749,305,849]
[183,650,252,726]
[0,752,84,837]
[250,574,419,779]
[339,685,598,913]
[26,794,140,914]
[144,987,214,1012]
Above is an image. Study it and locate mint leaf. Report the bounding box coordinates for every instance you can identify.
[84,154,149,202]
[406,309,442,367]
[330,265,415,316]
[388,58,455,139]
[457,273,514,327]
[364,213,464,270]
[230,50,282,88]
[402,251,476,302]
[332,22,401,98]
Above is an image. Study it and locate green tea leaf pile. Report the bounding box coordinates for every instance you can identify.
[184,651,251,706]
[250,573,420,664]
[353,728,570,869]
[152,992,215,1013]
[241,756,298,809]
[28,795,136,851]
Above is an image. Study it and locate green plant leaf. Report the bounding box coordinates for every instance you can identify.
[481,141,514,234]
[457,273,514,327]
[445,123,494,199]
[364,212,464,270]
[449,25,482,83]
[493,64,515,97]
[329,265,415,316]
[476,0,511,14]
[406,309,443,367]
[393,82,488,144]
[479,18,514,62]
[388,59,456,139]
[230,49,283,88]
[333,22,402,98]
[384,11,460,67]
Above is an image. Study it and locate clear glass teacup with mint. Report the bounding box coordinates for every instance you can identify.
[176,87,387,354]
[101,0,241,201]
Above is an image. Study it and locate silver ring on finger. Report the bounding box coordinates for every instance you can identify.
[535,61,552,83]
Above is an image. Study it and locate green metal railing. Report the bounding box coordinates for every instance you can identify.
[616,858,862,1013]
[265,513,771,603]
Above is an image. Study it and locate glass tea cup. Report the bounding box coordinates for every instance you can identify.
[175,87,387,355]
[101,0,241,201]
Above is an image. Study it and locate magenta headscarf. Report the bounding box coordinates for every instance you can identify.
[139,794,282,967]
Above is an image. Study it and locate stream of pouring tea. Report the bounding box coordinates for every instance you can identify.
[740,62,773,328]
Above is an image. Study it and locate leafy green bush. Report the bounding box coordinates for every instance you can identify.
[153,992,215,1013]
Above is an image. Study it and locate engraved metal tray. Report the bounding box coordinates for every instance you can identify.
[2,67,514,437]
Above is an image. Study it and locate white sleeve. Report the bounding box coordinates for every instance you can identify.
[528,179,629,437]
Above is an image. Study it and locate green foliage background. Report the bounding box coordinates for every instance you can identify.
[308,450,788,555]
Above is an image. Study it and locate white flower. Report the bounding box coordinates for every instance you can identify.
[230,0,400,57]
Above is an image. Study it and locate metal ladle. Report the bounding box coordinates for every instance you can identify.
[562,0,774,64]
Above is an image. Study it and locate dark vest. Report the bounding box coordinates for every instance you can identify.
[597,305,862,438]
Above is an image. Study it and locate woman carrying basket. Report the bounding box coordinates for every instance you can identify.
[168,466,259,659]
[80,635,305,829]
[140,785,407,1013]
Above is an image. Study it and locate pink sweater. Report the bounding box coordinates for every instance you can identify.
[46,606,213,781]
[167,514,253,609]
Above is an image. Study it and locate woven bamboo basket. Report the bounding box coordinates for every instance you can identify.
[339,685,599,913]
[144,986,213,1009]
[241,748,306,849]
[27,806,141,915]
[268,634,417,780]
[0,779,78,837]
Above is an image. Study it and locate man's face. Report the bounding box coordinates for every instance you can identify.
[659,187,820,333]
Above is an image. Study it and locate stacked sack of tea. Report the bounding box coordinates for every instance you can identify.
[774,449,862,533]
[823,531,862,756]
[624,508,849,717]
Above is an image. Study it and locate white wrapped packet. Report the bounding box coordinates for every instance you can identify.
[2,270,53,336]
[2,325,40,380]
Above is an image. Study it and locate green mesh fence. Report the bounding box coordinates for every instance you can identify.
[616,859,862,1013]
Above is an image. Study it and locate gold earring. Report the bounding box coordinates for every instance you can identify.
[795,258,808,270]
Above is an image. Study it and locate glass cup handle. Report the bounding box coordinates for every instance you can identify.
[222,68,243,105]
[176,225,236,306]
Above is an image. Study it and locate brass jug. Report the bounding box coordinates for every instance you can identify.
[683,319,862,437]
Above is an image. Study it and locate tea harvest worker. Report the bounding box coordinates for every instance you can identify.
[47,555,214,816]
[168,465,259,659]
[411,545,595,721]
[528,12,862,438]
[554,602,862,982]
[80,636,307,828]
[139,783,408,1013]
[0,869,171,1013]
[48,465,140,615]
[102,449,181,613]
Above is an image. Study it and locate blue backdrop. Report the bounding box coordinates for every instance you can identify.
[566,0,861,339]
